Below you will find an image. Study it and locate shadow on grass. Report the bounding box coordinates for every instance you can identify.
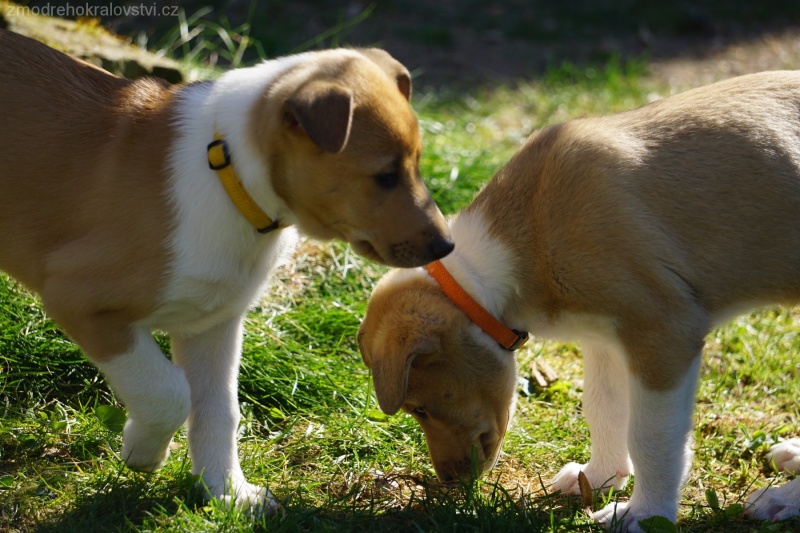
[21,465,800,532]
[31,469,204,533]
[27,470,596,533]
[263,476,598,533]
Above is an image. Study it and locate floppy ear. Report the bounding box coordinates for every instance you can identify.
[284,80,354,153]
[356,48,412,101]
[360,326,439,415]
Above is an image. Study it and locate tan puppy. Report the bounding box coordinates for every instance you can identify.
[0,29,452,512]
[359,71,800,531]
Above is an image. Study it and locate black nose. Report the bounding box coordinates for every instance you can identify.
[429,235,455,260]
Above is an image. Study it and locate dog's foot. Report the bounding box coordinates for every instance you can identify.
[226,482,280,515]
[551,461,631,495]
[745,439,800,522]
[746,477,800,522]
[592,501,675,533]
[205,477,281,516]
[765,438,800,473]
[121,419,176,472]
[592,501,639,532]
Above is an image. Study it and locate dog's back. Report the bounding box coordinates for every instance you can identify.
[620,72,800,311]
[472,71,800,320]
[0,30,176,292]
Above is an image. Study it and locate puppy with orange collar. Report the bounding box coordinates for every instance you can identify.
[358,71,800,531]
[0,29,453,512]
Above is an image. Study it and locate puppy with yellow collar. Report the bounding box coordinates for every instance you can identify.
[358,71,800,530]
[0,29,453,512]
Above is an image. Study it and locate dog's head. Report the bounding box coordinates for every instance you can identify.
[357,268,518,481]
[255,48,453,267]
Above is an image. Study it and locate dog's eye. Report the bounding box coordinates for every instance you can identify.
[374,171,400,190]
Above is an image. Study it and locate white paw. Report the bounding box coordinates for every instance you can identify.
[121,418,175,472]
[206,477,280,516]
[746,477,800,522]
[766,438,800,473]
[592,501,675,532]
[593,501,641,532]
[551,461,630,495]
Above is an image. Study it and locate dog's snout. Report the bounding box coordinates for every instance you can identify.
[438,471,458,484]
[429,234,455,260]
[435,458,472,483]
[387,233,454,267]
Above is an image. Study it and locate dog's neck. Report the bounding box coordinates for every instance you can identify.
[437,210,518,321]
[173,56,311,230]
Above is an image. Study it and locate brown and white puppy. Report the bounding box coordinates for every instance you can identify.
[0,29,453,512]
[358,71,800,531]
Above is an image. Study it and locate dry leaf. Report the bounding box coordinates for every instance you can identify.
[578,470,593,510]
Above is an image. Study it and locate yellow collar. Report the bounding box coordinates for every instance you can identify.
[207,135,281,234]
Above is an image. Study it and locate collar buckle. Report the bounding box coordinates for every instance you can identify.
[504,329,529,351]
[207,138,231,170]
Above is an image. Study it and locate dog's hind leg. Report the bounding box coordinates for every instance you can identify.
[170,316,278,514]
[93,328,192,472]
[592,352,702,532]
[551,342,633,494]
[745,438,800,522]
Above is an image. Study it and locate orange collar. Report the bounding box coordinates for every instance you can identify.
[424,260,529,351]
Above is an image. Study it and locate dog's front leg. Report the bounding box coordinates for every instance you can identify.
[93,328,192,472]
[552,343,633,494]
[592,353,701,532]
[171,316,278,514]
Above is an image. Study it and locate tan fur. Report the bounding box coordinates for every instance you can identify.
[0,30,177,361]
[359,71,800,482]
[251,51,445,266]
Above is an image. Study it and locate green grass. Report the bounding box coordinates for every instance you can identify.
[2,56,800,532]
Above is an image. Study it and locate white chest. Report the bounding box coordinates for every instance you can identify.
[148,228,297,336]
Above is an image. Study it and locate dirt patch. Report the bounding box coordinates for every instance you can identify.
[651,28,800,88]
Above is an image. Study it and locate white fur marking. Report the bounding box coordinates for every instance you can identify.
[552,343,633,494]
[94,328,191,472]
[147,53,319,510]
[765,438,800,473]
[170,316,279,513]
[592,355,701,532]
[441,211,516,317]
[161,62,302,335]
[746,476,800,522]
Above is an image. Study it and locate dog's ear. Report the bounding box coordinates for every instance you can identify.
[359,326,440,415]
[284,81,354,153]
[356,48,412,101]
